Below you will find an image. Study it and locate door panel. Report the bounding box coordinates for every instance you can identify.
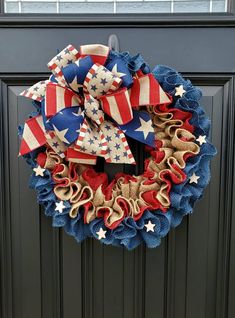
[1,28,235,73]
[1,26,235,318]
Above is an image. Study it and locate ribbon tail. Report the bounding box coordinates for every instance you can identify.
[119,110,155,148]
[19,115,46,156]
[20,80,49,102]
[75,119,107,157]
[99,120,136,165]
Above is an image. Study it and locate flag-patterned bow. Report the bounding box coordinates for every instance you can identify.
[19,44,172,165]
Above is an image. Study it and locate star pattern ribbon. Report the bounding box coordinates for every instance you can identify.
[19,44,172,165]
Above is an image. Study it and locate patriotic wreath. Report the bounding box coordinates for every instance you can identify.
[18,44,216,249]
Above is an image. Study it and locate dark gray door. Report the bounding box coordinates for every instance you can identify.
[1,18,235,318]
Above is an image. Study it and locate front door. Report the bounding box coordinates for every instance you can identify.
[1,12,235,318]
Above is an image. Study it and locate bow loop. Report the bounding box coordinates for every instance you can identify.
[47,44,80,86]
[62,56,94,93]
[20,80,49,102]
[49,107,84,145]
[83,63,122,98]
[44,82,83,117]
[106,57,133,88]
[80,44,110,65]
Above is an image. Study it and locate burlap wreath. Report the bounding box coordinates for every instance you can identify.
[18,44,216,249]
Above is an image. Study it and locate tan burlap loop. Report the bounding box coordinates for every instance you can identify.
[152,112,184,137]
[129,178,141,199]
[93,185,105,207]
[172,129,198,151]
[103,197,115,208]
[69,186,93,218]
[42,149,63,170]
[53,164,69,181]
[47,148,63,164]
[85,204,96,223]
[54,185,73,201]
[129,198,146,218]
[156,183,171,207]
[69,182,83,203]
[116,177,130,198]
[139,179,160,193]
[44,157,56,170]
[103,195,130,227]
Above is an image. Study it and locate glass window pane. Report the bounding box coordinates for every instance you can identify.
[5,2,19,12]
[60,2,114,13]
[174,1,210,13]
[4,0,228,14]
[212,0,226,12]
[116,1,171,13]
[21,2,57,13]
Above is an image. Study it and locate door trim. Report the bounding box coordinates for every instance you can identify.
[1,13,235,27]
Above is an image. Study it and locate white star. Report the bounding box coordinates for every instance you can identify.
[189,173,200,184]
[53,125,69,144]
[111,64,126,78]
[145,220,156,232]
[134,117,153,139]
[175,85,186,97]
[75,59,80,67]
[96,227,107,240]
[33,165,45,177]
[69,77,83,91]
[72,110,82,117]
[55,201,66,213]
[196,135,207,145]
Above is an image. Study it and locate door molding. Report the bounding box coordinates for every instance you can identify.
[0,14,235,28]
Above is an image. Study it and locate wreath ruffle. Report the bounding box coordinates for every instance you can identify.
[18,44,216,250]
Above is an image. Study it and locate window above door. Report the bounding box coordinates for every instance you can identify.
[4,0,228,14]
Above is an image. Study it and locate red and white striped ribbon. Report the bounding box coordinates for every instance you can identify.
[19,115,46,156]
[80,44,109,65]
[130,73,172,107]
[44,82,82,117]
[66,147,97,165]
[100,88,133,125]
